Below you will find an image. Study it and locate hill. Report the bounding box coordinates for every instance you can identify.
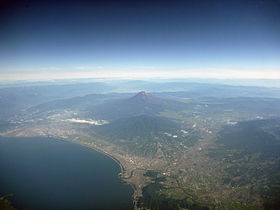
[206,119,280,208]
[94,115,180,156]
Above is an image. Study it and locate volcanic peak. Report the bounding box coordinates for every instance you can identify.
[130,91,163,105]
[135,91,151,98]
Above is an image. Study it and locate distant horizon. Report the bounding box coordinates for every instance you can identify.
[1,0,279,83]
[1,74,280,88]
[1,69,280,81]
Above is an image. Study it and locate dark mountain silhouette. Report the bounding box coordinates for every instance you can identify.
[95,114,178,141]
[92,91,166,120]
[126,91,164,105]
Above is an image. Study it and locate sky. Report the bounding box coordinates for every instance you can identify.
[0,0,280,80]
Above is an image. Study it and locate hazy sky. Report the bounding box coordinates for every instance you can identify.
[1,0,280,80]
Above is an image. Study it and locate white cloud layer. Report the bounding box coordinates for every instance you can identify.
[0,69,280,81]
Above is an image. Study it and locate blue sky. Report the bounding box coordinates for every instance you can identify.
[1,0,280,80]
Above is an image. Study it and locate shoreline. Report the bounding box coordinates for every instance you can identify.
[59,137,139,209]
[0,134,140,209]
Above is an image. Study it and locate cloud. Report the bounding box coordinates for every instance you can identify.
[75,66,104,70]
[0,68,280,82]
[40,66,62,71]
[130,66,156,70]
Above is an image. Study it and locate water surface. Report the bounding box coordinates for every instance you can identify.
[0,137,133,209]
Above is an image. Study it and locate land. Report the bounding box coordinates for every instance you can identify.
[0,80,280,209]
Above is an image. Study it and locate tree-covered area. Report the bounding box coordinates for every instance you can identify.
[96,115,178,140]
[206,119,280,209]
[139,171,209,210]
[217,119,280,155]
[94,114,201,157]
[94,115,179,154]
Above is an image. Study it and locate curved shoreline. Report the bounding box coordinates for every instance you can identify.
[0,134,140,209]
[57,137,139,209]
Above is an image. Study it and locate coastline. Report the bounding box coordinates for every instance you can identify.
[1,134,140,209]
[0,132,142,209]
[0,135,138,209]
[58,137,139,209]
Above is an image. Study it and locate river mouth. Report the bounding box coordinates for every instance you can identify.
[0,136,133,210]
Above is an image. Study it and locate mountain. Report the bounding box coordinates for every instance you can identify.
[91,91,167,120]
[207,119,280,208]
[126,91,164,105]
[24,91,181,121]
[94,114,180,156]
[95,114,178,141]
[0,82,113,119]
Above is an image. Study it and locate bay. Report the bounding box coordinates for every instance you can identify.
[0,137,133,210]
